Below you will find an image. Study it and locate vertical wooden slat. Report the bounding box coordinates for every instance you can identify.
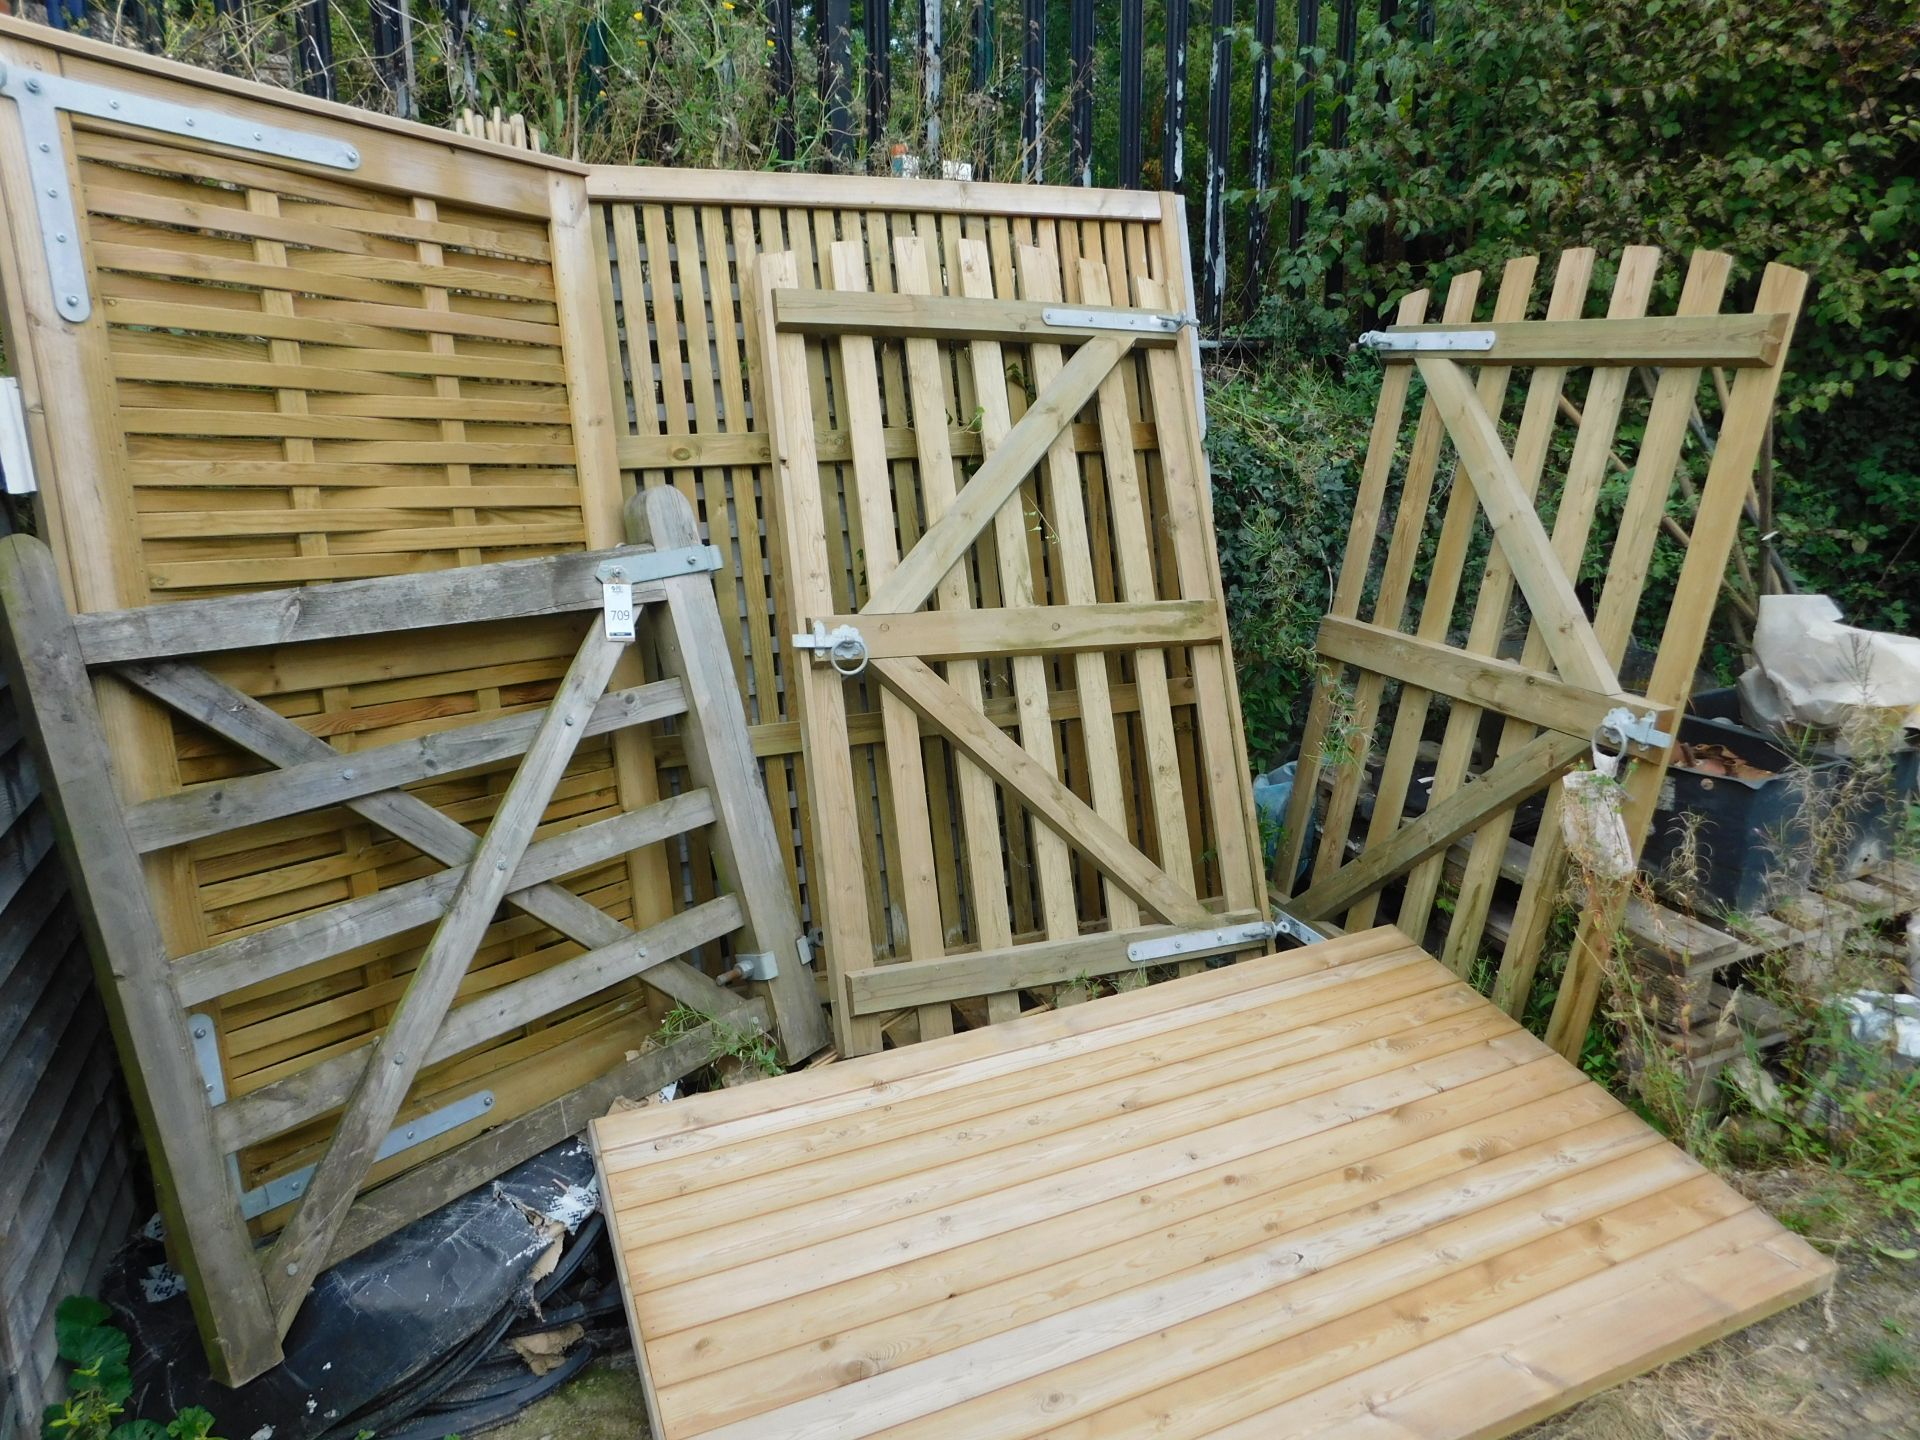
[956,239,1079,965]
[1547,261,1808,1059]
[1286,0,1319,254]
[1274,281,1434,891]
[893,235,1014,1035]
[1079,259,1191,892]
[1117,0,1145,187]
[1163,0,1192,191]
[1329,261,1535,936]
[1199,0,1234,327]
[1445,249,1659,987]
[1284,266,1499,902]
[1069,0,1095,185]
[1016,245,1139,934]
[757,251,876,1054]
[1021,0,1047,181]
[1392,248,1596,952]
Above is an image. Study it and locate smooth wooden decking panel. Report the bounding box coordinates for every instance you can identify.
[590,929,1832,1439]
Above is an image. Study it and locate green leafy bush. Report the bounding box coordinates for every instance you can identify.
[43,1298,222,1440]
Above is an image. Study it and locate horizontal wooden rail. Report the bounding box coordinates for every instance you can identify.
[217,892,744,1154]
[171,789,717,1007]
[128,678,688,853]
[324,1001,766,1267]
[1290,730,1591,921]
[846,909,1267,1014]
[615,420,1160,472]
[584,165,1163,219]
[826,601,1223,660]
[1316,618,1670,753]
[74,544,671,664]
[1367,313,1790,368]
[774,289,1184,347]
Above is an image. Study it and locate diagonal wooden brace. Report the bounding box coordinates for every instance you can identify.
[871,655,1212,926]
[261,623,629,1332]
[119,661,739,1020]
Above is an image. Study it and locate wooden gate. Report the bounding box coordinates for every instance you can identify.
[756,236,1267,1055]
[1276,248,1807,1056]
[0,488,823,1384]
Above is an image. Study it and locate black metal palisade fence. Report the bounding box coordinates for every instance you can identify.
[29,0,1436,329]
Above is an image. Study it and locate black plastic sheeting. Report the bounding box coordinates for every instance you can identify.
[101,1138,632,1439]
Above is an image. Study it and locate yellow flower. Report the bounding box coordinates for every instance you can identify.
[630,8,641,17]
[721,2,734,8]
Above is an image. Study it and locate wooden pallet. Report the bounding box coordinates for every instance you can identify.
[591,928,1831,1440]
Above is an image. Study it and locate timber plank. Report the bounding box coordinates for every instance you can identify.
[592,936,1829,1440]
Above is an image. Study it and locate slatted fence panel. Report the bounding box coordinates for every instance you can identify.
[0,665,139,1439]
[586,175,1195,957]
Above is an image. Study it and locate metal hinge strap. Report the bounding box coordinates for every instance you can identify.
[1355,329,1498,355]
[0,61,362,323]
[1125,909,1324,965]
[1042,305,1188,336]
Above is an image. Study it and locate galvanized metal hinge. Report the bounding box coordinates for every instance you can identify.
[187,1012,494,1221]
[594,546,721,641]
[1595,706,1673,755]
[0,60,363,323]
[1125,909,1324,965]
[1355,329,1498,355]
[1042,306,1189,336]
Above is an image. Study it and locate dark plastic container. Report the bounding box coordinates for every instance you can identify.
[1689,686,1919,877]
[1638,710,1838,916]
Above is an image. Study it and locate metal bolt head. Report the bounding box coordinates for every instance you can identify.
[285,1263,298,1276]
[192,1021,209,1038]
[63,294,80,308]
[685,553,701,567]
[563,715,576,726]
[184,117,195,127]
[481,1094,494,1108]
[54,232,66,243]
[37,142,49,153]
[392,1052,406,1066]
[340,768,355,781]
[45,186,58,197]
[253,129,264,141]
[24,77,41,94]
[109,97,120,109]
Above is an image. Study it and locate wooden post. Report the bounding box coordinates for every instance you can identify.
[0,536,281,1386]
[626,487,830,1062]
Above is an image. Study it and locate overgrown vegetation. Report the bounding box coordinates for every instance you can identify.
[43,1298,221,1440]
[656,1003,782,1078]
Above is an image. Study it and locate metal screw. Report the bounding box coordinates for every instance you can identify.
[340,769,355,781]
[563,715,576,726]
[192,1021,209,1039]
[285,1263,298,1276]
[344,145,359,163]
[404,1127,417,1141]
[36,142,49,153]
[184,117,195,128]
[45,186,57,197]
[63,294,80,308]
[685,553,701,567]
[482,1095,494,1108]
[109,98,120,109]
[54,233,66,244]
[392,1052,406,1066]
[24,77,41,93]
[496,859,508,871]
[253,129,264,141]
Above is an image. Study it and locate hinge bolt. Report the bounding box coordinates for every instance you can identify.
[24,77,40,93]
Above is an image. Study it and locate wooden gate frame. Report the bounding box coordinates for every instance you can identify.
[0,487,823,1384]
[757,235,1266,1057]
[1276,248,1807,1058]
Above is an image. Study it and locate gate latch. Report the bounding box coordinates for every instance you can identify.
[792,621,870,677]
[1595,706,1672,756]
